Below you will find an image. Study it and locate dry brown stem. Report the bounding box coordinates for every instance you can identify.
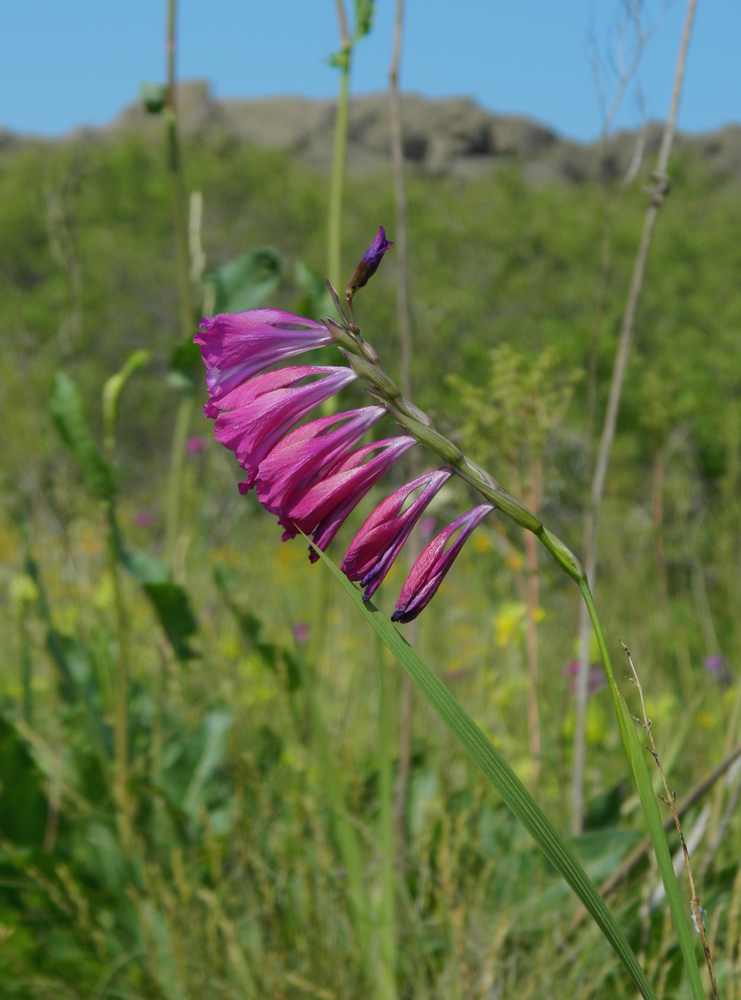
[571,0,699,835]
[622,640,718,999]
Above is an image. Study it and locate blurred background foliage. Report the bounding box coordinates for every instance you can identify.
[1,122,741,998]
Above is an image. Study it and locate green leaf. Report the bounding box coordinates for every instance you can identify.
[139,81,166,115]
[119,546,198,661]
[354,0,375,40]
[49,373,115,502]
[314,543,659,1000]
[295,261,335,321]
[169,337,202,393]
[203,246,281,314]
[214,562,301,689]
[181,708,233,818]
[102,348,150,456]
[580,583,705,1000]
[0,715,49,847]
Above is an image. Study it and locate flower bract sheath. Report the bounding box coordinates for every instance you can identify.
[254,406,387,515]
[209,365,356,489]
[391,503,496,623]
[196,310,332,413]
[345,226,394,300]
[342,469,451,600]
[281,436,417,560]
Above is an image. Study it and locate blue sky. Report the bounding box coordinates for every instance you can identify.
[1,1,737,141]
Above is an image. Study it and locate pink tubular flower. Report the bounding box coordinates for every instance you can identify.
[342,468,452,600]
[210,365,356,489]
[254,406,387,515]
[391,503,496,623]
[195,309,333,411]
[281,436,416,559]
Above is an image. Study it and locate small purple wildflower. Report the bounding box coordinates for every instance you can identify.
[392,504,496,623]
[562,660,605,697]
[342,469,451,600]
[345,226,394,301]
[293,622,310,644]
[186,435,206,455]
[133,510,156,528]
[703,653,734,688]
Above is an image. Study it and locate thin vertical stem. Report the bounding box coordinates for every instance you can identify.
[165,396,194,569]
[571,0,699,834]
[165,0,192,340]
[328,54,351,292]
[389,0,411,402]
[19,614,33,724]
[388,0,420,855]
[377,641,398,1000]
[108,507,131,850]
[163,0,197,569]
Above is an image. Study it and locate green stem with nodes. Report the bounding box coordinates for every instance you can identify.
[326,303,704,998]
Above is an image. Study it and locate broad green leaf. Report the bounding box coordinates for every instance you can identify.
[102,349,150,456]
[0,715,49,847]
[169,337,202,393]
[139,81,166,114]
[181,709,233,818]
[214,563,301,689]
[295,261,335,321]
[118,546,198,661]
[203,246,281,314]
[139,581,198,661]
[314,544,658,1000]
[49,373,115,502]
[354,0,375,40]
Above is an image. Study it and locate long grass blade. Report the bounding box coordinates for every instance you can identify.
[313,544,658,1000]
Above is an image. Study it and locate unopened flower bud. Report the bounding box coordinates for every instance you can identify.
[345,226,393,301]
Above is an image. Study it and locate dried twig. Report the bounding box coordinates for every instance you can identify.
[622,640,718,999]
[572,0,700,834]
[388,0,420,853]
[567,737,741,936]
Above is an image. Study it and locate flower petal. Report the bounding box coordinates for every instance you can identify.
[195,309,333,410]
[342,468,451,599]
[391,503,495,623]
[255,406,387,515]
[212,366,356,488]
[279,436,416,557]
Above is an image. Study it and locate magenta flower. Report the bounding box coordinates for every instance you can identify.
[391,503,495,623]
[281,436,416,559]
[210,365,356,489]
[254,406,386,515]
[293,622,310,644]
[342,468,451,600]
[196,309,332,412]
[345,226,394,300]
[186,435,206,454]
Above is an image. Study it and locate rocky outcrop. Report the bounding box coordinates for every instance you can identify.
[13,79,741,184]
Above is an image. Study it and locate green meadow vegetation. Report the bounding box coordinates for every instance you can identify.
[1,124,741,997]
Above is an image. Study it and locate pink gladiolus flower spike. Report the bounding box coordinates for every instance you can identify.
[210,365,357,489]
[282,436,417,560]
[195,309,333,411]
[391,503,496,623]
[254,406,387,516]
[342,468,452,600]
